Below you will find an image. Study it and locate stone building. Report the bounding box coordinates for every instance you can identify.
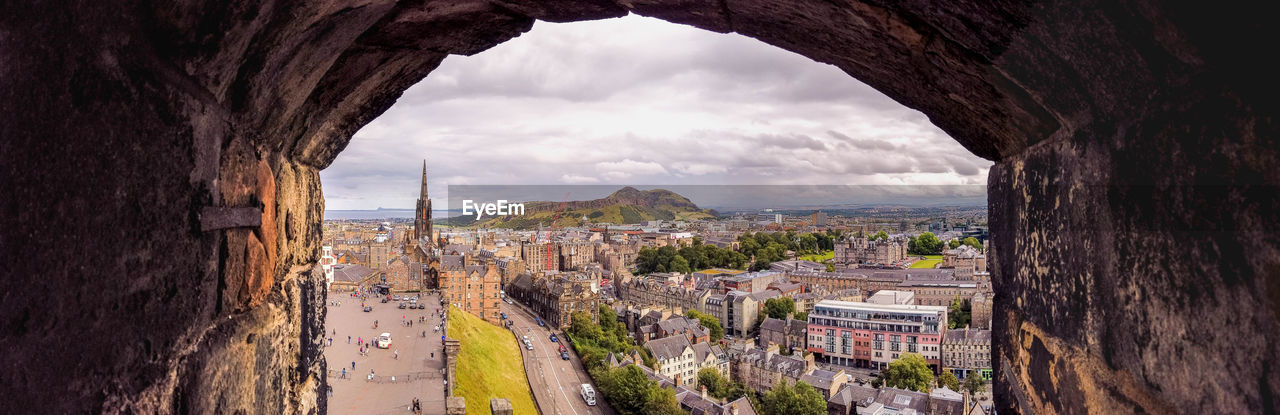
[330,264,377,292]
[439,256,502,322]
[507,272,600,329]
[758,316,807,353]
[833,235,907,266]
[382,255,423,292]
[645,335,728,387]
[969,292,992,330]
[520,241,558,274]
[942,328,992,380]
[637,315,710,345]
[733,344,814,395]
[616,273,710,314]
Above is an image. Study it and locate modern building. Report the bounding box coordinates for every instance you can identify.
[806,293,948,371]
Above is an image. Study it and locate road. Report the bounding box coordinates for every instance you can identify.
[502,300,616,415]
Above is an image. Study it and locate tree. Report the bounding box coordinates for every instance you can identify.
[793,311,808,322]
[938,371,961,391]
[948,239,962,249]
[686,309,725,343]
[871,230,889,241]
[599,365,655,415]
[947,297,971,329]
[642,386,685,415]
[963,374,987,395]
[764,297,796,320]
[882,353,934,392]
[961,237,983,250]
[570,311,603,340]
[909,232,944,255]
[670,255,692,274]
[760,380,827,415]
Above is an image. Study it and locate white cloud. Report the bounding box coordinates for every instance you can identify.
[319,14,992,210]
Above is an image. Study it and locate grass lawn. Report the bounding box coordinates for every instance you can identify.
[910,259,942,269]
[447,305,538,415]
[800,251,834,262]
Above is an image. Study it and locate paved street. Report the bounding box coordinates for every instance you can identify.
[324,290,448,414]
[503,300,615,415]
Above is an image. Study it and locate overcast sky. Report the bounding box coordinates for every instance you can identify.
[320,14,992,211]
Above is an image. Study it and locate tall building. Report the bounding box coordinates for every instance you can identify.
[806,293,948,371]
[414,160,433,244]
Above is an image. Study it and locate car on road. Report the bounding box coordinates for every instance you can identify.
[525,342,534,351]
[380,298,388,303]
[392,295,400,300]
[505,299,513,305]
[506,320,513,327]
[535,317,545,327]
[561,351,570,360]
[500,313,507,319]
[549,334,558,342]
[398,302,407,309]
[376,332,392,348]
[558,344,567,353]
[580,384,596,406]
[363,306,373,312]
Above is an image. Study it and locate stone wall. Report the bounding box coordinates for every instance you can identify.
[1,0,1276,414]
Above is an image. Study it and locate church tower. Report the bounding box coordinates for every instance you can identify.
[414,160,433,246]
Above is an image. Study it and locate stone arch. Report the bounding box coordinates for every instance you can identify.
[1,1,1276,414]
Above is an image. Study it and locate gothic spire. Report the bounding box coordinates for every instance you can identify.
[420,159,429,200]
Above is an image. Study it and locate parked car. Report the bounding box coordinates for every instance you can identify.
[500,313,507,319]
[398,302,406,309]
[380,298,388,303]
[392,295,400,301]
[525,342,534,351]
[558,344,567,353]
[549,334,558,343]
[363,306,372,312]
[376,332,392,348]
[561,351,570,360]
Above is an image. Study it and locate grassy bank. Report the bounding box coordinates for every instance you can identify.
[447,306,538,415]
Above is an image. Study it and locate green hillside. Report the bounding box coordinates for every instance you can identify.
[445,187,714,229]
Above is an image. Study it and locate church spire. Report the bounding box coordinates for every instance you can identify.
[420,160,429,200]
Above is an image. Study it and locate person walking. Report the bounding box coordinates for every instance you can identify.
[394,349,399,360]
[351,361,355,370]
[347,335,351,344]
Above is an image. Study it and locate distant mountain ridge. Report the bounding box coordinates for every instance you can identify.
[447,187,713,228]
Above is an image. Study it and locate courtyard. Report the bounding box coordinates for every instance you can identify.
[324,290,448,414]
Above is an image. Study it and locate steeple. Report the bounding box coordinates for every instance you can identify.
[420,160,429,200]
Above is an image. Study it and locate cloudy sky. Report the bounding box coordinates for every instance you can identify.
[320,14,992,211]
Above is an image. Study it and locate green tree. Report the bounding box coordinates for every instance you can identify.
[963,374,987,395]
[697,368,730,397]
[938,371,961,391]
[764,297,796,320]
[961,237,983,250]
[871,230,890,241]
[686,309,725,343]
[670,255,692,274]
[600,365,656,415]
[570,311,603,340]
[909,232,944,255]
[883,353,934,392]
[793,311,808,322]
[948,239,961,249]
[947,298,971,329]
[642,386,685,415]
[760,380,827,415]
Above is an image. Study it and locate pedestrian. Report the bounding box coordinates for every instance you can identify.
[351,361,355,370]
[394,349,399,359]
[347,335,351,344]
[341,367,346,378]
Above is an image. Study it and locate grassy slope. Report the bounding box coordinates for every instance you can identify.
[447,305,538,415]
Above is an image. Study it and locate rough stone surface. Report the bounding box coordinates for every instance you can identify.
[1,0,1276,414]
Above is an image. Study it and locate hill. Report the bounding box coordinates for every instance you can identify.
[445,187,713,229]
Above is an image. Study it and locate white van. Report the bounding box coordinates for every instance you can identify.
[580,384,596,406]
[376,333,392,349]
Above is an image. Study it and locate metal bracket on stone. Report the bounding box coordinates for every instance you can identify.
[200,206,263,232]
